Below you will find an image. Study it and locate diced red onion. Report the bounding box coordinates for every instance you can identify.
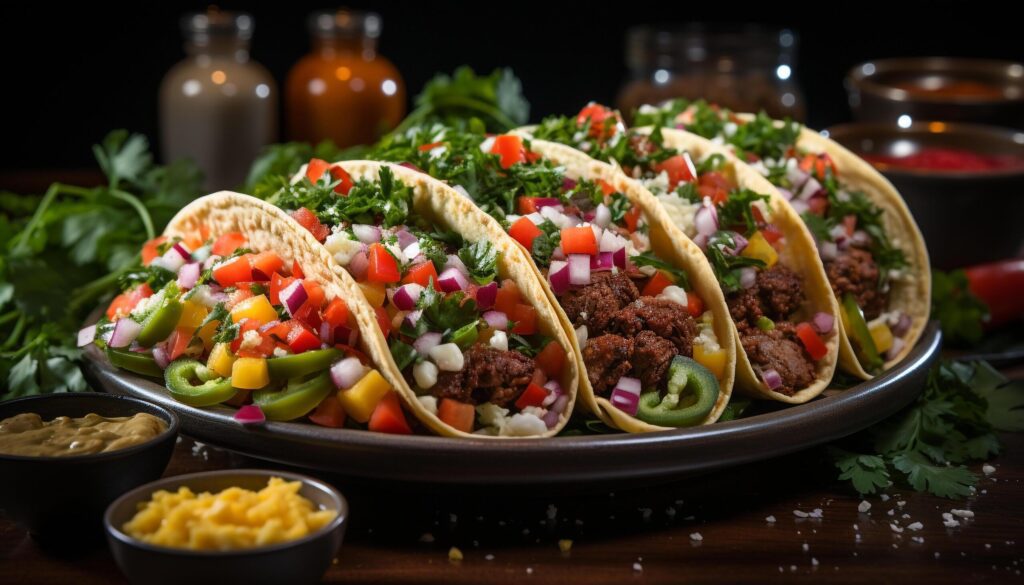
[334,324,356,346]
[352,224,381,244]
[562,178,577,191]
[177,262,200,290]
[887,337,907,361]
[540,205,566,226]
[725,232,748,256]
[590,252,614,271]
[77,325,96,348]
[396,229,417,249]
[542,380,564,405]
[599,230,622,252]
[202,255,220,271]
[790,199,809,215]
[693,233,709,250]
[152,345,170,369]
[392,283,424,310]
[252,268,271,282]
[610,388,640,417]
[331,357,368,390]
[109,318,142,348]
[694,202,718,237]
[614,376,641,396]
[829,224,849,246]
[532,198,563,210]
[568,254,591,286]
[476,282,497,310]
[402,242,421,260]
[347,251,369,281]
[544,395,570,428]
[437,267,469,292]
[786,165,809,188]
[813,311,835,334]
[819,241,838,261]
[399,161,424,173]
[612,247,627,269]
[482,310,508,330]
[777,188,794,201]
[319,321,333,342]
[583,210,595,222]
[798,176,822,200]
[551,246,566,261]
[850,230,871,247]
[402,310,422,330]
[234,404,265,425]
[280,280,308,316]
[444,254,470,276]
[762,368,783,390]
[594,204,611,228]
[152,253,183,273]
[548,260,570,295]
[740,267,758,289]
[892,313,912,338]
[413,332,442,355]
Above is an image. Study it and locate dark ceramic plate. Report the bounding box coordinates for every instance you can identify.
[81,323,941,485]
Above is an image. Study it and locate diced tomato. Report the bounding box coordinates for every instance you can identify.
[289,207,330,242]
[623,206,642,233]
[305,158,330,183]
[807,196,828,216]
[560,226,598,255]
[323,298,350,328]
[227,287,254,309]
[236,333,275,359]
[795,322,828,361]
[698,184,730,206]
[686,292,704,317]
[576,103,619,139]
[335,344,372,366]
[518,197,541,214]
[597,179,616,195]
[141,236,167,266]
[368,392,412,434]
[965,259,1024,329]
[530,368,547,387]
[249,251,284,281]
[641,270,674,297]
[269,272,295,305]
[494,280,521,316]
[417,141,444,152]
[366,243,400,283]
[213,254,253,287]
[302,279,326,310]
[211,232,246,257]
[535,341,566,378]
[262,320,291,342]
[293,302,322,331]
[166,327,193,361]
[699,171,734,191]
[761,224,784,245]
[308,396,346,428]
[402,261,441,290]
[374,306,391,337]
[653,155,694,188]
[328,165,354,195]
[105,283,153,320]
[511,303,537,335]
[509,217,544,252]
[286,322,322,354]
[292,260,305,279]
[438,398,475,434]
[490,135,526,169]
[524,150,541,163]
[515,382,548,410]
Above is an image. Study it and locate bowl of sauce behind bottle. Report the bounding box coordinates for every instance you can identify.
[826,121,1024,268]
[0,393,179,545]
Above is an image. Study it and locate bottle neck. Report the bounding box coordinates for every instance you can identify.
[313,36,377,58]
[185,39,251,63]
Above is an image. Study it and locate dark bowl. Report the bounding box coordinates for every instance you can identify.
[0,393,178,544]
[104,469,347,585]
[846,57,1024,128]
[826,121,1024,268]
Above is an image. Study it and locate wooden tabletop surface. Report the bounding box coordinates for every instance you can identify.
[2,429,1020,584]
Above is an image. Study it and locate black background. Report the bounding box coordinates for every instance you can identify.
[1,1,1020,172]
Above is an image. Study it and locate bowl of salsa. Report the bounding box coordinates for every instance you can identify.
[827,121,1024,268]
[846,58,1024,129]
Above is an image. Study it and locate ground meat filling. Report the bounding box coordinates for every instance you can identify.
[582,334,633,396]
[726,265,817,395]
[559,271,639,335]
[630,331,677,389]
[825,247,887,320]
[609,297,697,356]
[432,346,536,406]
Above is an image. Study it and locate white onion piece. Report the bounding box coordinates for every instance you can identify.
[740,267,758,289]
[77,325,97,348]
[413,360,439,389]
[331,357,368,390]
[798,176,822,200]
[482,311,508,331]
[599,229,623,253]
[544,395,569,428]
[659,285,689,307]
[489,330,509,351]
[429,343,464,371]
[575,325,588,349]
[568,254,591,286]
[594,204,611,228]
[413,332,442,355]
[352,224,382,244]
[402,242,421,260]
[443,254,470,276]
[152,345,170,369]
[109,318,142,348]
[177,262,200,290]
[694,202,718,236]
[819,241,838,261]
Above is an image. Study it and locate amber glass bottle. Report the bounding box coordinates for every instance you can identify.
[286,10,406,148]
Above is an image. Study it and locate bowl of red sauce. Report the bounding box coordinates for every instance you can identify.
[826,121,1024,269]
[846,58,1024,129]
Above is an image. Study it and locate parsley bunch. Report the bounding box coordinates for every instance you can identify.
[267,166,413,228]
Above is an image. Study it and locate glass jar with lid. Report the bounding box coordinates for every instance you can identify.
[159,9,277,189]
[617,25,806,123]
[286,9,406,148]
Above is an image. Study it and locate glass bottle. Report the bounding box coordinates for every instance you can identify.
[159,10,277,190]
[617,25,806,123]
[286,10,406,148]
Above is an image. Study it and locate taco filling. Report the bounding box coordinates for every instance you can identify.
[88,232,395,430]
[634,100,912,372]
[270,164,570,436]
[533,105,833,395]
[367,127,725,426]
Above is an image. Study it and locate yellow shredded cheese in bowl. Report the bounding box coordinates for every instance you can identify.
[122,477,337,551]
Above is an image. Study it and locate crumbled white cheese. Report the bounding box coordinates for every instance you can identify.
[500,413,548,437]
[658,285,689,307]
[907,522,923,531]
[690,532,703,542]
[238,329,262,351]
[951,509,975,519]
[489,330,509,352]
[983,464,996,475]
[766,515,777,523]
[413,361,439,389]
[655,193,700,238]
[858,500,872,513]
[324,231,363,266]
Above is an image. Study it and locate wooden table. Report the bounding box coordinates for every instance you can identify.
[2,430,1020,584]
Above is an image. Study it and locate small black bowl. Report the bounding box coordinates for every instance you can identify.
[0,393,179,544]
[104,469,348,585]
[826,121,1024,268]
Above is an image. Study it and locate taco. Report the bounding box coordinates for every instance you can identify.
[523,105,841,403]
[634,100,930,378]
[364,125,737,432]
[267,161,579,437]
[87,192,405,433]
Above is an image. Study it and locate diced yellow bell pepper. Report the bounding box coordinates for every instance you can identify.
[740,231,778,268]
[231,357,269,390]
[207,342,236,378]
[868,320,894,354]
[230,295,278,324]
[196,320,219,351]
[337,369,391,423]
[177,300,209,331]
[693,343,728,380]
[359,282,387,308]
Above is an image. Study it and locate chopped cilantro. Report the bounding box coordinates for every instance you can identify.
[457,240,499,285]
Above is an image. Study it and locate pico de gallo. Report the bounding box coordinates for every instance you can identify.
[268,163,569,436]
[82,232,403,433]
[367,126,725,427]
[634,99,914,372]
[533,104,834,395]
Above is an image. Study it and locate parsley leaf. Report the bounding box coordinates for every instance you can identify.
[931,270,988,346]
[457,240,499,285]
[629,252,691,290]
[417,284,478,334]
[829,448,892,495]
